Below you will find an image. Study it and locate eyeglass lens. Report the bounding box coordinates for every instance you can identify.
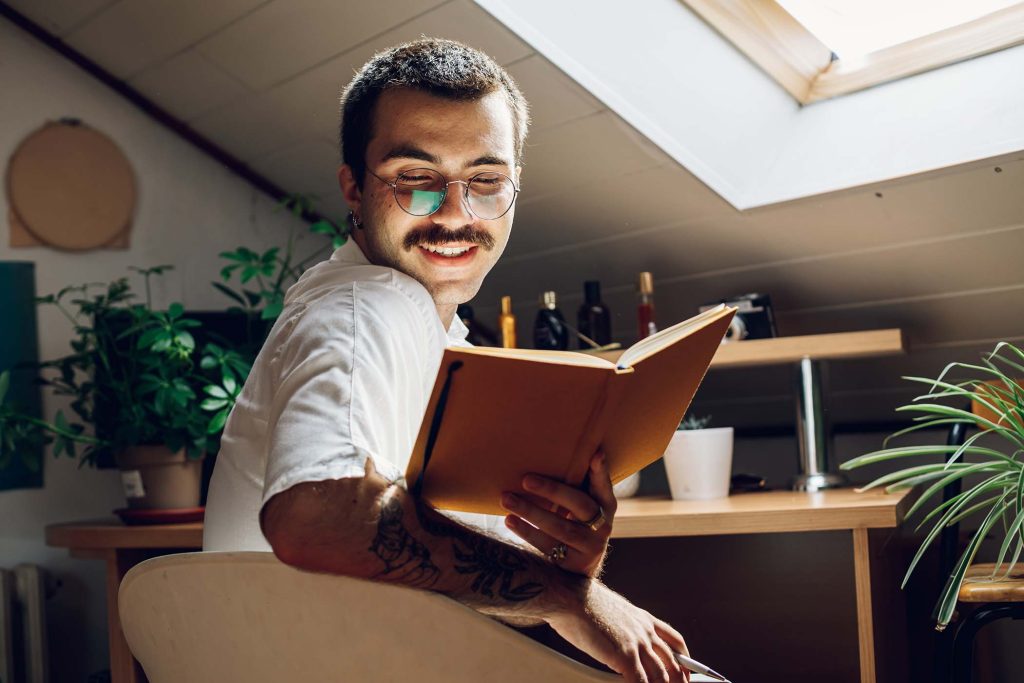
[395,168,516,219]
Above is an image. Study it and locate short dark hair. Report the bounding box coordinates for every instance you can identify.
[339,38,529,189]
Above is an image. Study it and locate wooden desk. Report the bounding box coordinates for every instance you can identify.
[47,487,913,683]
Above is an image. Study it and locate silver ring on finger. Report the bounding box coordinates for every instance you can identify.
[580,505,606,531]
[547,542,568,564]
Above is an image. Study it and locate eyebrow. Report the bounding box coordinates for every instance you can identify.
[379,144,511,169]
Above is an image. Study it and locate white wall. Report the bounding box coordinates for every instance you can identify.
[0,17,312,680]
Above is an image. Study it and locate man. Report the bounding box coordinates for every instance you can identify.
[203,38,690,683]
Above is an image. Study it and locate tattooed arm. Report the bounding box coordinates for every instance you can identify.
[260,459,692,681]
[259,458,578,625]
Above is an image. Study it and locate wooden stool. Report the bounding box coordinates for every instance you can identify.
[949,561,1024,682]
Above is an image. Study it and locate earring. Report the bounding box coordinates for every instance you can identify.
[348,211,362,230]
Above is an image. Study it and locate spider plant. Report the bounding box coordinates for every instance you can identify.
[841,341,1024,631]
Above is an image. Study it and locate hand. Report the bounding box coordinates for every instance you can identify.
[501,451,616,577]
[548,580,690,683]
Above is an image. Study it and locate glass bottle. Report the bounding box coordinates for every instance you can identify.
[637,271,658,340]
[499,295,517,349]
[577,280,611,348]
[533,291,569,350]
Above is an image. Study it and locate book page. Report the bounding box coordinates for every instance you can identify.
[446,344,616,368]
[617,304,731,368]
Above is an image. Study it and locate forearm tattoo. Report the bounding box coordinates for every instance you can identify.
[369,495,440,587]
[367,488,543,602]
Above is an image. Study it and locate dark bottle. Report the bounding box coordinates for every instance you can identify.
[533,291,569,350]
[577,280,612,349]
[457,304,499,347]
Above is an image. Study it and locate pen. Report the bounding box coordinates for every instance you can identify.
[673,652,730,682]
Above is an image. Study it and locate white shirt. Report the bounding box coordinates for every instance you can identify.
[202,240,522,552]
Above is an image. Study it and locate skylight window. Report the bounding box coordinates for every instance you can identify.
[777,0,1022,60]
[681,0,1024,103]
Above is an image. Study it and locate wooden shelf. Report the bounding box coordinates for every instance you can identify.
[709,329,905,368]
[610,487,917,538]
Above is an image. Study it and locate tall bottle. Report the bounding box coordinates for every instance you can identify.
[499,295,517,349]
[533,291,569,350]
[577,280,611,349]
[637,271,657,340]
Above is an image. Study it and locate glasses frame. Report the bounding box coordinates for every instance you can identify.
[366,167,521,220]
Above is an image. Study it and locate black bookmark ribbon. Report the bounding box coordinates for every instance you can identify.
[411,360,463,497]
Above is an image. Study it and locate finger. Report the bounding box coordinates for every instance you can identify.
[503,514,559,554]
[501,493,598,554]
[522,473,601,523]
[588,451,618,516]
[653,620,689,657]
[649,638,686,683]
[639,645,670,683]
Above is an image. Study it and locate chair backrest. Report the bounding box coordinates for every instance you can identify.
[118,551,617,683]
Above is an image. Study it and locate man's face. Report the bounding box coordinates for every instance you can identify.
[339,88,519,309]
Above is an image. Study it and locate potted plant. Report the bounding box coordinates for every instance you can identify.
[212,192,349,333]
[663,413,734,500]
[840,341,1024,630]
[0,265,250,511]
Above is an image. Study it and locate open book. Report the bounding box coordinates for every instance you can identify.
[405,304,737,515]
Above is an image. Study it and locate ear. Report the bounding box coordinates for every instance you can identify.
[338,164,362,218]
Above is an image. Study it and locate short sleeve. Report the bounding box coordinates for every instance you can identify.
[260,287,404,510]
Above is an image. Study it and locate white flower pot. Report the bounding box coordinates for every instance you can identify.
[663,427,734,500]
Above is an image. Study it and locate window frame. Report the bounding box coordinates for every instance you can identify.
[680,0,1024,104]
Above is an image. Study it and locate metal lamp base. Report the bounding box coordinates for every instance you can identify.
[791,472,848,492]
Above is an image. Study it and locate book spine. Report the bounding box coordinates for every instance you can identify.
[562,370,633,487]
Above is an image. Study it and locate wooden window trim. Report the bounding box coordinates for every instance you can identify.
[680,0,1024,105]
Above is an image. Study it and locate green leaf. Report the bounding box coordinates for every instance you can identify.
[205,385,229,399]
[152,337,172,353]
[200,355,217,370]
[168,303,184,320]
[261,298,283,320]
[309,220,336,235]
[220,264,241,281]
[207,408,228,434]
[0,370,9,405]
[200,398,228,411]
[934,500,1011,629]
[136,327,163,350]
[174,331,196,352]
[212,282,246,306]
[223,375,237,395]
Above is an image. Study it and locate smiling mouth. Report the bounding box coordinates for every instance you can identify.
[420,244,475,257]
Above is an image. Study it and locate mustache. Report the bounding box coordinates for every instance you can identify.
[403,225,495,251]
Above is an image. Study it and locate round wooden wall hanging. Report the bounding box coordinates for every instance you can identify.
[6,119,135,250]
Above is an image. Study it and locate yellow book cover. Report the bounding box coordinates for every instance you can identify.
[405,304,737,515]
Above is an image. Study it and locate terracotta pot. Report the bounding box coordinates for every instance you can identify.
[115,445,205,510]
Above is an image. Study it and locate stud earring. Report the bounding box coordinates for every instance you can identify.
[348,211,362,230]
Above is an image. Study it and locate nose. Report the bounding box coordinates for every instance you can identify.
[432,180,474,226]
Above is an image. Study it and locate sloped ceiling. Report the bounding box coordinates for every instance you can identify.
[4,0,1024,430]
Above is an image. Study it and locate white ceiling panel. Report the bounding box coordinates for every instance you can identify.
[505,165,732,256]
[64,0,267,79]
[519,111,672,205]
[196,0,441,90]
[189,90,306,160]
[248,137,345,216]
[4,0,115,36]
[129,51,250,121]
[505,54,603,133]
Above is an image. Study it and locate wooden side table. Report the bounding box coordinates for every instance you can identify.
[46,486,914,683]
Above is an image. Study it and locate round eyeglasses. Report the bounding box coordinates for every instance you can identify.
[366,167,520,220]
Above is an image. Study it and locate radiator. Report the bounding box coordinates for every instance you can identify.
[0,565,49,683]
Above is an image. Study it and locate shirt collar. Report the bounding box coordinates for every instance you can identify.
[332,239,471,345]
[330,239,371,265]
